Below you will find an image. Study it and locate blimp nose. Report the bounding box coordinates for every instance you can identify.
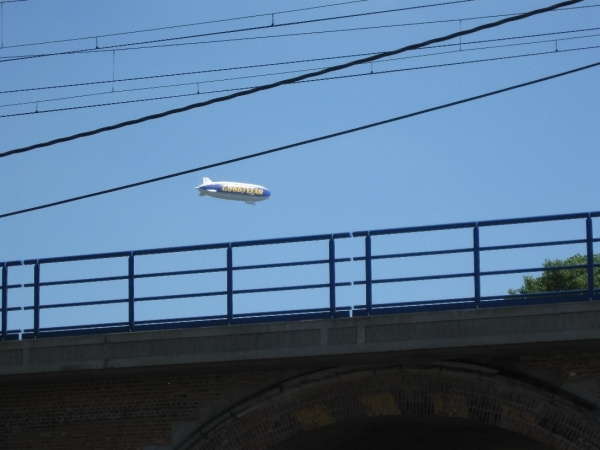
[263,189,271,197]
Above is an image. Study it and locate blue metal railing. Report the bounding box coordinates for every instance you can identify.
[352,212,599,316]
[1,211,599,341]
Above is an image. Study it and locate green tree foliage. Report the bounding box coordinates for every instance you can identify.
[508,253,600,295]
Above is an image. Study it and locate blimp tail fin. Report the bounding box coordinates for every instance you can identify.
[202,177,212,185]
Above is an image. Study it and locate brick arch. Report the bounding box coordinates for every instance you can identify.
[184,363,600,450]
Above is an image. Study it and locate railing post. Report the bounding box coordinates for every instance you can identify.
[329,236,336,318]
[473,224,481,308]
[128,253,134,331]
[365,233,372,315]
[586,216,595,300]
[2,264,7,341]
[33,261,40,338]
[227,244,233,324]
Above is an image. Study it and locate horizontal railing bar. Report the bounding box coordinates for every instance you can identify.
[478,212,590,227]
[353,300,474,316]
[3,307,22,312]
[233,282,351,295]
[234,306,352,318]
[353,221,476,237]
[232,311,349,325]
[481,263,587,277]
[24,275,128,287]
[133,242,230,256]
[354,297,475,309]
[135,314,227,325]
[34,321,129,332]
[135,267,226,279]
[24,325,133,339]
[33,326,132,339]
[24,251,131,265]
[234,258,351,271]
[20,243,233,265]
[12,233,355,266]
[480,294,589,309]
[135,291,227,302]
[7,284,22,289]
[232,232,351,248]
[235,308,328,318]
[133,319,229,332]
[134,319,228,332]
[481,239,585,252]
[18,259,356,288]
[354,247,472,261]
[355,272,473,285]
[482,289,587,301]
[24,298,128,310]
[5,261,23,267]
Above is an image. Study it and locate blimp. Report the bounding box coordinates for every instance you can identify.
[195,177,271,205]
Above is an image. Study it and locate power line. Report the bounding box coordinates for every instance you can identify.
[1,59,598,220]
[1,41,598,120]
[0,0,582,160]
[0,0,473,62]
[1,26,597,106]
[94,1,477,51]
[2,2,597,64]
[0,0,374,50]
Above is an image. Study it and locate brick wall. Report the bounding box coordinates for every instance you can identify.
[0,370,300,450]
[519,352,600,383]
[194,364,600,450]
[3,355,600,450]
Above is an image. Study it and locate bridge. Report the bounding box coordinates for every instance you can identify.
[2,211,600,449]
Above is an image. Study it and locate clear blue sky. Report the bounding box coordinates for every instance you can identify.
[1,0,599,331]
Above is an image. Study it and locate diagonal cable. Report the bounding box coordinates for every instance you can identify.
[2,58,599,220]
[0,0,581,160]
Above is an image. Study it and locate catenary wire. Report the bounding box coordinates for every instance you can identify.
[0,0,374,50]
[1,59,599,220]
[2,25,598,97]
[1,26,597,108]
[1,40,598,118]
[0,1,600,63]
[0,0,582,159]
[0,0,474,62]
[1,2,597,63]
[90,1,477,50]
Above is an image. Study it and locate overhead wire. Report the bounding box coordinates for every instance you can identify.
[90,0,477,51]
[1,59,599,220]
[1,26,598,111]
[0,0,474,62]
[0,0,583,159]
[1,2,597,64]
[2,25,599,97]
[1,38,599,119]
[0,0,375,50]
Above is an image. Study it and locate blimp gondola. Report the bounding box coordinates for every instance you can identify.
[195,177,271,205]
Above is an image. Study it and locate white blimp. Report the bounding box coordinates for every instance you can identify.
[195,177,271,205]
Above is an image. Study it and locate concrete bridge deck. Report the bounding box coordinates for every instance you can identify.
[2,300,600,382]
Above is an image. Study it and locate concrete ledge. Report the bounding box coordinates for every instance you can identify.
[2,301,600,379]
